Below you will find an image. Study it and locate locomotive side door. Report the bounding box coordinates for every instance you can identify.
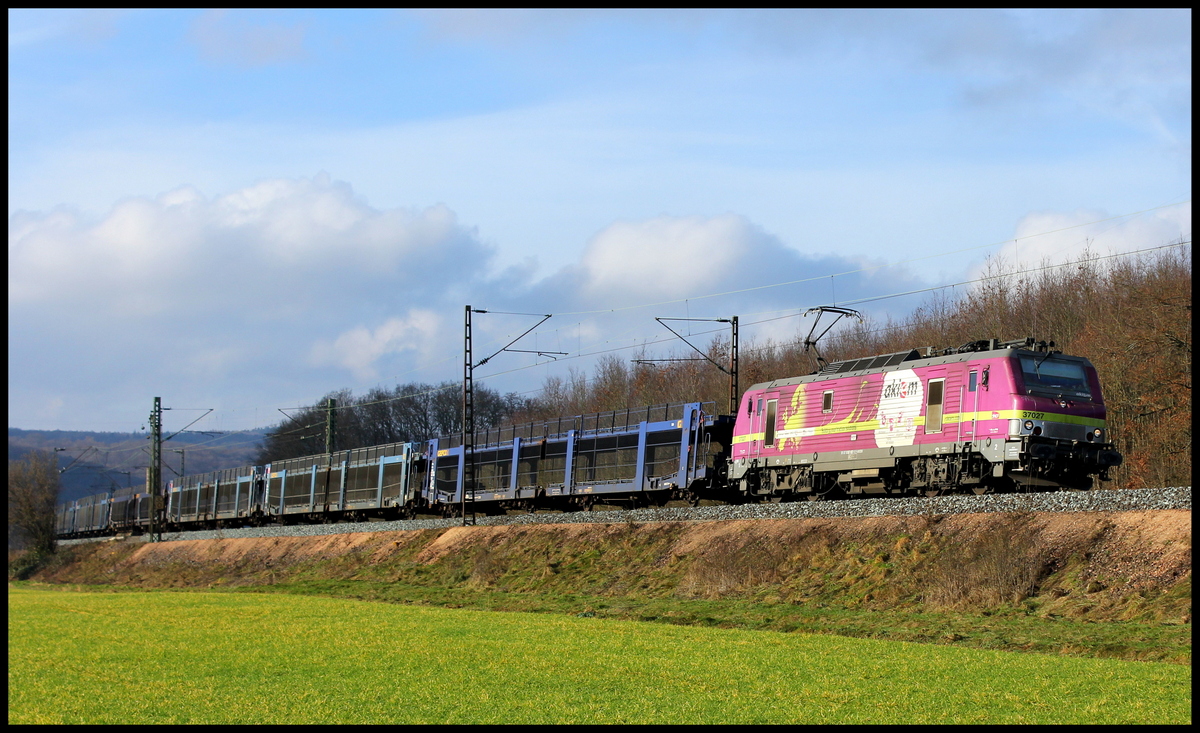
[749,392,780,460]
[962,367,980,440]
[923,368,947,437]
[923,367,961,441]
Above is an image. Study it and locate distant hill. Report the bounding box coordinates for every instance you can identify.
[8,428,265,504]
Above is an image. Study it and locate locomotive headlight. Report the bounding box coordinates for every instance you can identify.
[1023,420,1034,431]
[1094,428,1103,439]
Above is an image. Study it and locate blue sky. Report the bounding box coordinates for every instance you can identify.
[8,9,1191,434]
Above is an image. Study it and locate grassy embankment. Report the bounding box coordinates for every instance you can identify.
[8,586,1191,724]
[24,510,1192,665]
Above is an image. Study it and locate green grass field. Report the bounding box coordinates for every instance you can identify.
[8,586,1191,724]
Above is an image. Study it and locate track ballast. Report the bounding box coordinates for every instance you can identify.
[58,486,1190,546]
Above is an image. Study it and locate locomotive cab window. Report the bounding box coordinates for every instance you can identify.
[1019,356,1092,400]
[968,371,977,392]
[822,391,833,413]
[764,400,778,447]
[925,379,944,433]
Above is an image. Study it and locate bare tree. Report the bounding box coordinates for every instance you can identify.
[8,450,60,555]
[254,380,533,464]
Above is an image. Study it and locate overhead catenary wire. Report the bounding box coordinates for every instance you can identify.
[67,237,1191,483]
[260,236,1194,419]
[112,204,1195,434]
[177,235,1200,446]
[551,199,1191,317]
[452,238,1194,393]
[377,199,1193,387]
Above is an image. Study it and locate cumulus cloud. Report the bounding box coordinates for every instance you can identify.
[309,309,444,381]
[578,214,750,300]
[7,181,940,430]
[558,212,921,320]
[971,201,1191,279]
[238,191,904,356]
[7,174,493,429]
[497,212,928,371]
[8,173,488,318]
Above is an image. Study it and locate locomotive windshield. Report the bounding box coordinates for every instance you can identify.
[1018,356,1092,400]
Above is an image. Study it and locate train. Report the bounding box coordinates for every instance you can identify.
[56,337,1123,539]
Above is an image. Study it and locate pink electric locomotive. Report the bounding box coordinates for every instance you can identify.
[728,338,1122,498]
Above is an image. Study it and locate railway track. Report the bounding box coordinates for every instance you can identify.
[58,486,1190,546]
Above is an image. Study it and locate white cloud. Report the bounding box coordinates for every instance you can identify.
[974,201,1191,278]
[6,176,928,431]
[309,310,444,381]
[495,211,930,385]
[579,214,751,300]
[8,173,488,318]
[7,175,493,429]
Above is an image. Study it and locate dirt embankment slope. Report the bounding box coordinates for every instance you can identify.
[34,509,1191,624]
